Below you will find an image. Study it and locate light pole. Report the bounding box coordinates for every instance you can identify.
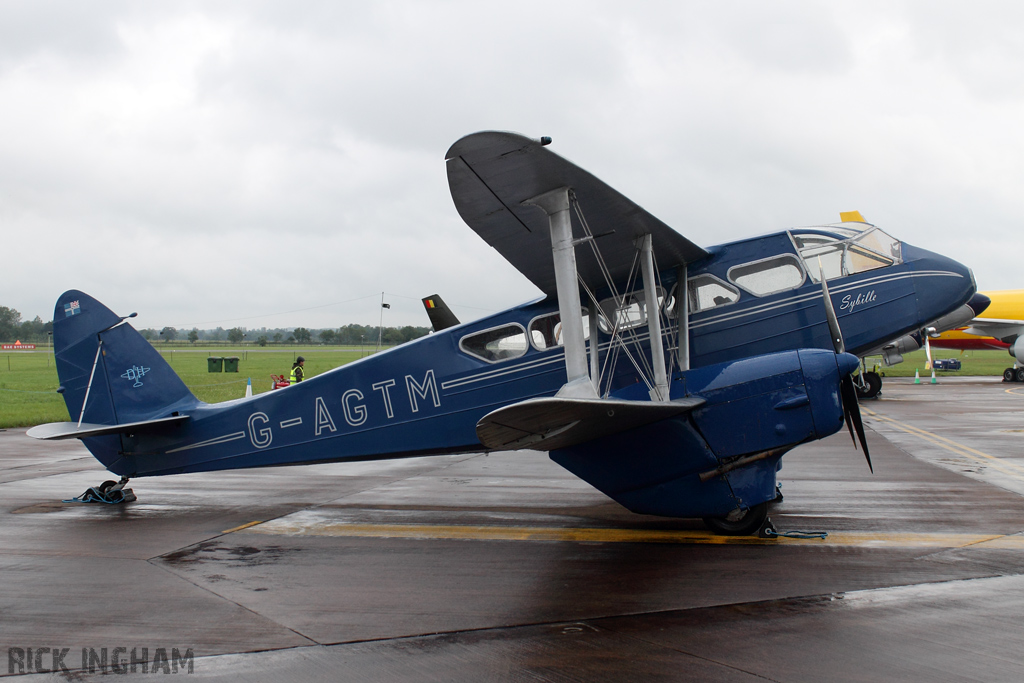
[377,292,390,353]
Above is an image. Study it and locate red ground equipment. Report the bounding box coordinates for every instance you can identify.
[271,374,290,390]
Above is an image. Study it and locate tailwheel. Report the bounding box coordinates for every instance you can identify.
[856,371,882,399]
[64,476,137,504]
[703,501,769,536]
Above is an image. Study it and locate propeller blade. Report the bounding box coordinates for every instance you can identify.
[818,259,845,354]
[840,374,873,473]
[841,382,856,445]
[925,334,932,369]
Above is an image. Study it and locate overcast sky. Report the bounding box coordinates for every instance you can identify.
[3,1,1023,330]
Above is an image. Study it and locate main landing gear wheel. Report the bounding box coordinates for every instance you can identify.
[1016,368,1024,383]
[856,371,882,399]
[703,501,769,536]
[1004,368,1016,382]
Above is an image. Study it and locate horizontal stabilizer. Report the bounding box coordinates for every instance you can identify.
[27,415,190,441]
[477,396,705,452]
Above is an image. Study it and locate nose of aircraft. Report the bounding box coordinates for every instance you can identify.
[901,242,977,325]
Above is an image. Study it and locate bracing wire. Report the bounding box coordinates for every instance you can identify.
[570,192,663,397]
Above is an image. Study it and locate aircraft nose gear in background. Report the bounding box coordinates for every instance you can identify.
[854,359,882,399]
[855,370,882,399]
[64,476,136,504]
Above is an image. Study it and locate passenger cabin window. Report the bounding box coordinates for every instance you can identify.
[728,255,805,297]
[529,309,590,351]
[686,275,740,313]
[596,289,664,335]
[792,227,900,283]
[459,324,528,363]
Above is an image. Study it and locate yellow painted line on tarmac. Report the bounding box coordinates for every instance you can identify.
[221,520,263,534]
[1005,387,1024,397]
[864,409,1024,481]
[242,520,1024,549]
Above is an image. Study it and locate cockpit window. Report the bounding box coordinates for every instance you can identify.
[791,225,901,282]
[797,239,845,281]
[728,255,805,297]
[686,275,740,313]
[460,324,528,363]
[858,230,901,261]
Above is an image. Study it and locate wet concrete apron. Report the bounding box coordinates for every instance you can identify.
[2,377,1022,680]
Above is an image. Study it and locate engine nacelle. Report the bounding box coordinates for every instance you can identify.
[929,303,977,337]
[876,300,980,367]
[881,333,922,367]
[1010,337,1024,364]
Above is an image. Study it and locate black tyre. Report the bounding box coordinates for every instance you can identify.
[856,371,882,399]
[1004,368,1015,382]
[1016,368,1024,383]
[98,480,117,493]
[703,502,769,536]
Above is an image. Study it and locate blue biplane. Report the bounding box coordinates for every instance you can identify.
[29,131,977,534]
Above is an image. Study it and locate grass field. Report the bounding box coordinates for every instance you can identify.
[0,346,1016,429]
[0,347,379,428]
[863,347,1016,378]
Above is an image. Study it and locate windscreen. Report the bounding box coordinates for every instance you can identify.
[791,225,901,282]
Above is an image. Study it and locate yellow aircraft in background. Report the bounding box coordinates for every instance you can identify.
[931,289,1024,381]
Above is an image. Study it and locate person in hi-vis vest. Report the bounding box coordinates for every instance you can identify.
[290,356,305,383]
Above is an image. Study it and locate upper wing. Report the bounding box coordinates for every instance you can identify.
[446,131,709,296]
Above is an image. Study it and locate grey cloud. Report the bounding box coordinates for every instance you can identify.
[3,1,1023,327]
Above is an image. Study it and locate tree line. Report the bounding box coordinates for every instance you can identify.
[136,323,430,346]
[1,306,430,347]
[0,307,53,343]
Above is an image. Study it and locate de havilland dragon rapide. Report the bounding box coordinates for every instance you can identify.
[30,132,979,535]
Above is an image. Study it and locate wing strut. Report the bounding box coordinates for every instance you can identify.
[676,263,690,371]
[639,234,669,401]
[523,187,599,399]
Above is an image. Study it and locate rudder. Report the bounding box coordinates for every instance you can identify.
[53,290,198,429]
[421,294,461,332]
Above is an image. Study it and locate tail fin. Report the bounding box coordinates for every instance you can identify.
[53,290,197,428]
[421,294,461,332]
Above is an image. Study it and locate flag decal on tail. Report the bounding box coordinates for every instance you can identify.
[64,300,81,317]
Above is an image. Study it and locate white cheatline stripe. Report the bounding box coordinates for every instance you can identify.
[441,355,566,391]
[691,271,959,331]
[443,271,961,392]
[441,329,656,393]
[690,291,823,331]
[166,431,246,454]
